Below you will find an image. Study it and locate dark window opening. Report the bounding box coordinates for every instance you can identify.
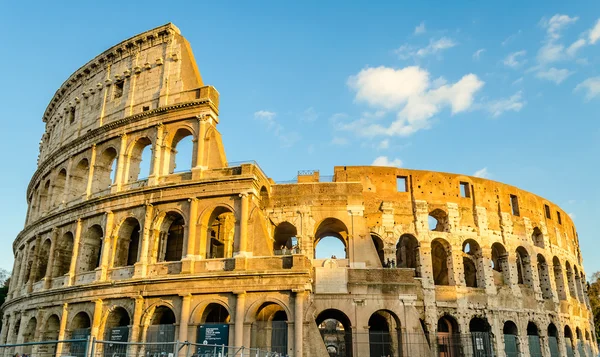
[143,105,150,112]
[459,182,470,198]
[114,81,124,99]
[557,211,562,225]
[510,195,520,216]
[544,204,551,219]
[396,176,407,192]
[69,107,76,124]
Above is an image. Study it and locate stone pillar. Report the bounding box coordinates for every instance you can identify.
[55,303,69,356]
[27,235,42,293]
[234,291,246,348]
[97,211,114,281]
[0,314,11,344]
[182,199,198,274]
[85,144,97,198]
[43,229,59,289]
[91,299,104,339]
[8,251,21,299]
[294,291,305,357]
[134,204,153,278]
[179,294,192,343]
[449,244,463,287]
[192,115,208,175]
[481,247,496,294]
[17,242,31,291]
[235,193,250,256]
[62,157,73,205]
[130,296,145,343]
[147,124,164,186]
[114,134,128,191]
[68,219,83,286]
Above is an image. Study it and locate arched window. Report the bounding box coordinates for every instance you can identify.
[462,240,484,288]
[114,218,141,267]
[566,262,577,299]
[78,225,103,273]
[431,239,452,286]
[147,306,176,356]
[532,227,544,248]
[93,148,118,193]
[159,213,185,262]
[70,159,89,200]
[35,239,52,282]
[251,303,289,355]
[202,303,230,323]
[438,315,461,356]
[491,242,510,286]
[53,169,67,207]
[273,222,297,255]
[396,234,419,273]
[527,322,542,357]
[371,235,385,267]
[428,209,449,232]
[515,247,534,288]
[127,137,153,182]
[537,254,552,299]
[316,309,353,357]
[548,323,560,357]
[168,129,194,174]
[314,218,348,260]
[104,307,131,344]
[205,207,235,259]
[368,311,400,357]
[53,232,74,277]
[503,321,519,357]
[259,186,270,209]
[553,257,567,300]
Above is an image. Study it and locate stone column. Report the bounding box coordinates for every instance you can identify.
[294,290,305,357]
[0,314,11,344]
[235,193,250,256]
[97,211,114,281]
[130,296,145,343]
[62,157,73,206]
[43,229,58,289]
[85,144,97,198]
[27,235,42,293]
[147,124,164,186]
[91,299,104,339]
[112,134,128,192]
[234,291,246,348]
[55,303,69,356]
[68,219,83,286]
[17,242,31,291]
[8,251,21,299]
[179,294,192,343]
[481,247,496,294]
[134,204,153,278]
[182,199,198,274]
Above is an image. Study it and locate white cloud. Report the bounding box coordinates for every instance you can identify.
[331,137,348,146]
[472,48,485,60]
[414,22,426,35]
[566,38,587,57]
[473,167,490,178]
[568,212,576,220]
[590,19,600,44]
[372,156,403,167]
[501,30,522,46]
[541,14,578,40]
[503,50,527,68]
[512,77,524,86]
[536,67,572,84]
[378,139,390,149]
[301,107,319,122]
[484,91,525,117]
[253,110,300,147]
[395,37,457,59]
[575,77,600,100]
[345,66,484,136]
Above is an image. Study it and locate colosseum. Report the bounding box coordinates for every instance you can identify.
[1,23,596,357]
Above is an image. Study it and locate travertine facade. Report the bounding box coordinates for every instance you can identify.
[1,24,596,357]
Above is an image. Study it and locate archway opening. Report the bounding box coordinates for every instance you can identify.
[70,159,89,200]
[251,303,288,355]
[43,314,61,341]
[565,326,575,357]
[69,312,91,357]
[78,225,103,273]
[169,129,193,174]
[516,247,533,288]
[104,307,131,355]
[532,227,544,248]
[566,262,577,299]
[537,254,552,299]
[53,232,74,277]
[94,147,118,193]
[314,218,348,260]
[273,222,297,255]
[368,310,400,357]
[206,207,235,259]
[259,186,270,210]
[553,257,567,300]
[431,239,452,286]
[469,317,493,356]
[527,322,542,357]
[491,242,510,286]
[548,323,560,357]
[396,234,419,274]
[462,240,483,288]
[158,213,185,262]
[428,209,449,232]
[197,304,231,354]
[146,306,176,355]
[316,309,353,357]
[53,169,67,207]
[114,218,141,267]
[128,137,153,182]
[503,321,519,357]
[22,317,37,355]
[35,239,52,282]
[371,235,385,267]
[437,315,460,357]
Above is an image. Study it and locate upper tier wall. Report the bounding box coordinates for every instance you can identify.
[38,23,204,165]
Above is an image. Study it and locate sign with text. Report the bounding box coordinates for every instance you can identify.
[196,324,229,355]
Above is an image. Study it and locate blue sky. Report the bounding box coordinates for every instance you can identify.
[1,1,599,276]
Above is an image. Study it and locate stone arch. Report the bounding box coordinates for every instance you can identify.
[52,232,74,277]
[566,261,577,299]
[200,206,236,259]
[24,244,37,286]
[368,310,401,357]
[190,298,232,325]
[259,186,270,210]
[78,224,104,273]
[127,136,153,182]
[314,218,349,259]
[548,323,560,357]
[515,246,534,288]
[553,256,567,300]
[273,221,298,255]
[491,242,510,286]
[22,316,37,343]
[200,303,231,323]
[574,266,584,302]
[437,315,461,357]
[93,147,118,193]
[469,316,490,332]
[68,311,91,339]
[42,314,61,341]
[396,234,419,273]
[316,309,353,357]
[114,217,141,267]
[155,211,185,262]
[103,306,132,341]
[565,325,576,355]
[503,320,520,357]
[462,239,484,288]
[527,321,543,357]
[69,158,89,200]
[250,301,289,355]
[428,209,449,232]
[503,320,518,335]
[431,238,453,286]
[53,168,67,207]
[39,179,51,213]
[166,127,195,174]
[35,238,52,282]
[537,254,552,299]
[532,227,544,248]
[371,234,385,266]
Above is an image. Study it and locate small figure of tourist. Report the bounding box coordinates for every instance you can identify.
[391,259,396,268]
